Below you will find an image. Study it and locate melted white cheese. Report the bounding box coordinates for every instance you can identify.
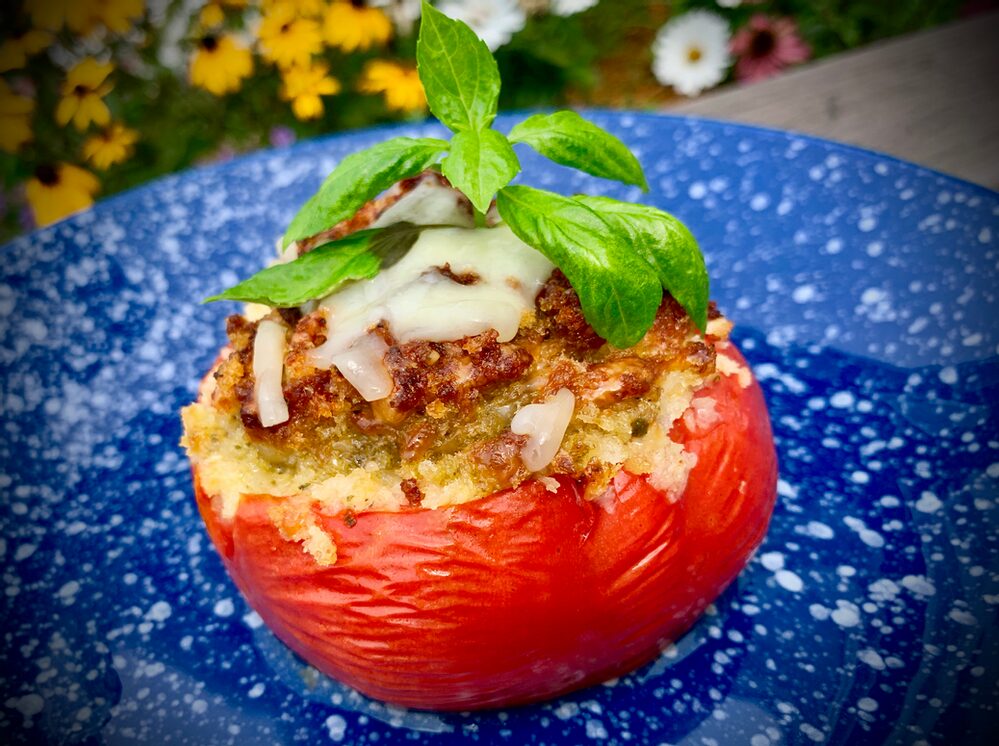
[307,226,554,390]
[511,388,576,472]
[253,320,290,427]
[371,178,474,229]
[326,334,393,402]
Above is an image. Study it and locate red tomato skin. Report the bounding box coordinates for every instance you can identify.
[193,342,777,710]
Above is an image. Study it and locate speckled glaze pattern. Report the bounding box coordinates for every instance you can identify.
[1,113,996,745]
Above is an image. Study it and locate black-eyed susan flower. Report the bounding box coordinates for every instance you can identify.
[25,163,100,227]
[0,30,54,73]
[56,58,114,131]
[358,60,426,113]
[82,122,139,170]
[189,34,253,95]
[0,80,35,153]
[324,1,392,53]
[280,62,341,120]
[258,4,324,69]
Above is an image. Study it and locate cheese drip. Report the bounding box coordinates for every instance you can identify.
[308,225,555,397]
[253,319,290,427]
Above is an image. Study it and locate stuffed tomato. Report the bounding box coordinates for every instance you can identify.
[182,171,777,709]
[189,336,775,710]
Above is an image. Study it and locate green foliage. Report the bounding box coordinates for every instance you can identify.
[441,128,519,215]
[508,111,648,191]
[283,137,449,246]
[207,232,382,306]
[417,0,501,131]
[497,186,663,349]
[574,196,708,330]
[207,223,431,306]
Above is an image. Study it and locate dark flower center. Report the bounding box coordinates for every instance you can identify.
[74,84,87,96]
[280,22,290,33]
[749,29,776,58]
[350,0,366,8]
[35,164,58,186]
[201,35,218,52]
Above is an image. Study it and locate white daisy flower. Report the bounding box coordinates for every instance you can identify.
[652,10,731,97]
[716,0,742,7]
[370,0,423,34]
[436,0,527,51]
[550,0,599,16]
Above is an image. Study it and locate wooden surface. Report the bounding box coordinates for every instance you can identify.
[670,11,999,191]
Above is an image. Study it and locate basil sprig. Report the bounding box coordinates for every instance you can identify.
[209,0,710,346]
[497,186,661,348]
[208,224,429,306]
[283,137,448,248]
[442,128,520,215]
[416,0,500,132]
[508,111,648,192]
[574,196,708,331]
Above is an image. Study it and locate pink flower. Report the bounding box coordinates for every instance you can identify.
[730,14,811,83]
[269,126,296,148]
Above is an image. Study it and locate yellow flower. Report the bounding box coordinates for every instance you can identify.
[199,2,226,28]
[258,4,324,69]
[261,0,325,15]
[26,0,99,33]
[26,163,101,227]
[55,58,114,131]
[189,34,253,95]
[92,0,146,34]
[281,62,341,120]
[27,0,144,35]
[0,80,35,153]
[359,60,426,113]
[0,30,54,73]
[324,2,392,52]
[82,122,139,170]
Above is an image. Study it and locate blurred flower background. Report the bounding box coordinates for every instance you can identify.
[0,0,973,239]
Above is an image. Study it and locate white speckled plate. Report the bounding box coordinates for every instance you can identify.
[1,113,997,745]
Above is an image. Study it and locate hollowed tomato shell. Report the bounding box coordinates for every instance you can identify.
[193,342,777,710]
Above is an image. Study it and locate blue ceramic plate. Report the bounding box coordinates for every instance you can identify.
[1,113,996,745]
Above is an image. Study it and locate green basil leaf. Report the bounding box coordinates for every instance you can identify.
[283,137,448,247]
[206,231,380,306]
[496,185,662,349]
[366,221,437,268]
[441,129,520,215]
[575,196,708,331]
[417,0,501,132]
[507,111,648,191]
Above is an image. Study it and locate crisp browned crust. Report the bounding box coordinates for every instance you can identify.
[384,331,533,414]
[208,278,716,485]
